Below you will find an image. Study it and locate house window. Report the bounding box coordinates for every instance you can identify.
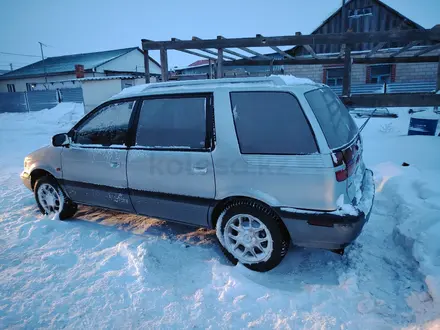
[348,7,373,18]
[26,83,37,92]
[370,65,392,84]
[326,68,344,86]
[7,84,16,92]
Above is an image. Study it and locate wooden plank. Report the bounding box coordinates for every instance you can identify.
[217,48,224,78]
[223,48,252,59]
[190,37,236,60]
[143,50,150,83]
[341,93,440,107]
[389,41,421,57]
[342,45,352,97]
[217,36,252,59]
[365,42,386,58]
[238,47,271,59]
[304,45,319,59]
[414,43,440,57]
[338,44,346,58]
[194,47,236,61]
[142,28,440,50]
[294,31,319,59]
[208,59,213,79]
[160,48,168,82]
[341,0,347,33]
[223,55,440,66]
[256,34,295,59]
[269,46,295,59]
[178,49,217,60]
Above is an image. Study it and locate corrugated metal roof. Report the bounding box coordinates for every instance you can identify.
[77,75,143,81]
[0,47,139,80]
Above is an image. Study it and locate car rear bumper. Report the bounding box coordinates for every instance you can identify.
[276,169,375,250]
[20,171,32,191]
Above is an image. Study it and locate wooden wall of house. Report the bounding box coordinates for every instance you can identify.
[293,0,423,56]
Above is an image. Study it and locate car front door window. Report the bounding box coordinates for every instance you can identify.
[74,101,135,146]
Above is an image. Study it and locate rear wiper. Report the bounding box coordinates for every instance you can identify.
[355,108,379,138]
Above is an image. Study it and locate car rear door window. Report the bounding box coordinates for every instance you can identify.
[74,101,135,146]
[135,96,208,150]
[230,92,318,154]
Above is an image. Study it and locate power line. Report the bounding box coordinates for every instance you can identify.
[0,51,40,58]
[0,61,33,65]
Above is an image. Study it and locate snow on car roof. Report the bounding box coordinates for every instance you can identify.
[110,75,321,100]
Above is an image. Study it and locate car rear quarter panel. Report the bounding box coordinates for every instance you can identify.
[212,87,343,211]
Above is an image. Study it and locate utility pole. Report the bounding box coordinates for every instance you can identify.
[38,41,48,90]
[9,63,13,71]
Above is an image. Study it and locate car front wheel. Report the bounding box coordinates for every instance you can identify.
[216,200,290,272]
[34,176,77,220]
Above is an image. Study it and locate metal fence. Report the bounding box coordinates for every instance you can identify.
[26,90,59,112]
[330,83,385,96]
[386,82,437,94]
[0,92,28,113]
[0,88,84,113]
[59,88,84,103]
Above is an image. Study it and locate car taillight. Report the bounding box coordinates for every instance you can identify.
[336,169,348,182]
[332,151,344,167]
[332,137,360,182]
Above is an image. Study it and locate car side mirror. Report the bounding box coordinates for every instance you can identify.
[52,133,70,147]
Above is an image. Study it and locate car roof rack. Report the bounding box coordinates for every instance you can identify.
[143,76,288,90]
[110,75,320,100]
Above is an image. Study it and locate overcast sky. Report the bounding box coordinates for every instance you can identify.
[1,0,439,71]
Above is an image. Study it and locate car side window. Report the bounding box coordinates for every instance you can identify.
[135,96,208,150]
[230,91,318,155]
[73,101,135,146]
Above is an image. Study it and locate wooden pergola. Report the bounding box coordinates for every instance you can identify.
[142,26,440,107]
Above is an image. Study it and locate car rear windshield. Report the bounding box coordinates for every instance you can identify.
[305,87,358,149]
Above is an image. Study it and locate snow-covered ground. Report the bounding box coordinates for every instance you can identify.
[0,103,440,329]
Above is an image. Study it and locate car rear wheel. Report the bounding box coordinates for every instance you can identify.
[216,200,290,272]
[34,176,77,220]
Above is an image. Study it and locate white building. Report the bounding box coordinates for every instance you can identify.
[0,47,161,93]
[78,76,154,113]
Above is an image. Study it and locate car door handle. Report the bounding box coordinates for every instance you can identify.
[110,162,120,168]
[192,167,208,174]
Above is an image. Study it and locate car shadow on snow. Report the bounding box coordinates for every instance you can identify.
[71,205,343,289]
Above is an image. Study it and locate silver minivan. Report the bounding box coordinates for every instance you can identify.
[21,76,374,272]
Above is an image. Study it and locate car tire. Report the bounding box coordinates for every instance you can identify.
[216,200,290,272]
[34,176,78,220]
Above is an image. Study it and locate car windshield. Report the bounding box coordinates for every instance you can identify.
[305,87,358,149]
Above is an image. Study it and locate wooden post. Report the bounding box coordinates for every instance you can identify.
[208,59,213,79]
[269,58,274,75]
[436,56,440,92]
[342,45,352,97]
[217,48,224,78]
[143,50,150,83]
[341,0,347,33]
[160,48,168,82]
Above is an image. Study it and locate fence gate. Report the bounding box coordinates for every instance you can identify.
[26,90,59,112]
[60,88,84,103]
[0,92,28,113]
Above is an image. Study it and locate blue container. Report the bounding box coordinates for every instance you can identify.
[408,117,438,136]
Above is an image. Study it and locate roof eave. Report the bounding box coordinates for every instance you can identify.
[0,69,94,81]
